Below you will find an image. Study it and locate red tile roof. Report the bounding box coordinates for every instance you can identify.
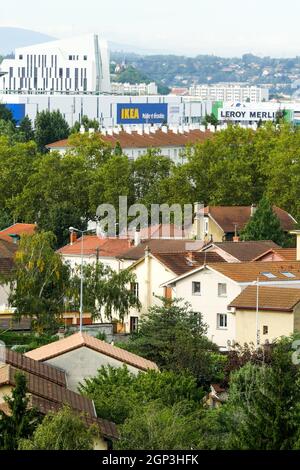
[0,223,37,243]
[0,364,119,440]
[58,236,132,257]
[229,286,300,312]
[154,251,225,276]
[5,348,66,387]
[120,239,202,261]
[46,129,212,151]
[26,332,158,372]
[0,239,17,275]
[205,241,280,262]
[208,261,300,283]
[0,364,95,416]
[205,206,296,233]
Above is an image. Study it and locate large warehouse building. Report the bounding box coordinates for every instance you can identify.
[0,34,111,94]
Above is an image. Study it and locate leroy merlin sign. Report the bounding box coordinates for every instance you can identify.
[218,107,276,122]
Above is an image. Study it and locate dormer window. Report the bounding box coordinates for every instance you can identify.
[261,272,277,279]
[281,272,296,278]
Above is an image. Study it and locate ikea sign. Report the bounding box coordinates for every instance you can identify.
[117,103,168,124]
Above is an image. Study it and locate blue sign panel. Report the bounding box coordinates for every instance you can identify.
[117,103,168,125]
[5,103,26,125]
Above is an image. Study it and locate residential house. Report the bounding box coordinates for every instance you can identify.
[124,248,224,333]
[229,286,300,345]
[163,261,300,350]
[0,348,118,449]
[118,238,204,270]
[202,206,296,242]
[25,332,158,392]
[0,223,37,244]
[0,239,17,316]
[58,234,132,272]
[200,240,280,262]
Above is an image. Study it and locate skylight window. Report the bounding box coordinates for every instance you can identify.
[261,272,277,279]
[281,272,296,278]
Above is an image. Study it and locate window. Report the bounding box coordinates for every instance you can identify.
[281,272,296,278]
[263,325,269,335]
[218,283,227,297]
[69,55,72,60]
[262,272,277,279]
[130,282,139,299]
[83,55,88,60]
[130,316,139,333]
[204,219,209,234]
[19,55,23,60]
[217,313,228,329]
[192,282,201,296]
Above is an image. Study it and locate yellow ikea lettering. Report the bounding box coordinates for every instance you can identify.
[121,108,140,120]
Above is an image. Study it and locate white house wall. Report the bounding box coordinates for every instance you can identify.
[172,269,241,349]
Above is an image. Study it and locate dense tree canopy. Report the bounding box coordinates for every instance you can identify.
[122,298,226,387]
[19,406,96,450]
[0,123,299,247]
[7,231,70,332]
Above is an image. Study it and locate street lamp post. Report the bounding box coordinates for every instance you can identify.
[256,276,260,348]
[69,227,90,332]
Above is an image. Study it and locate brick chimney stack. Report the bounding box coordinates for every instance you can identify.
[70,231,78,246]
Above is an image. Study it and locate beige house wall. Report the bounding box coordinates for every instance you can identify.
[235,309,295,345]
[207,217,225,243]
[0,384,13,403]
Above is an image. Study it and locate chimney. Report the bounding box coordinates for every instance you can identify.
[145,245,151,309]
[70,231,78,246]
[290,231,300,261]
[134,229,141,247]
[194,202,205,241]
[251,204,257,217]
[186,251,196,263]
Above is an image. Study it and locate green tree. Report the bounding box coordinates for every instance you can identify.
[226,338,300,450]
[7,231,70,332]
[202,113,219,128]
[67,132,113,166]
[12,152,92,247]
[132,150,174,208]
[34,110,70,153]
[89,154,134,215]
[116,401,202,450]
[0,372,40,450]
[19,406,96,450]
[123,298,226,387]
[80,366,203,425]
[114,141,123,156]
[0,103,15,123]
[240,196,285,245]
[71,115,100,133]
[69,262,141,323]
[0,138,39,215]
[18,115,34,142]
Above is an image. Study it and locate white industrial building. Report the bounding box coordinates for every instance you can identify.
[0,92,213,127]
[0,34,111,94]
[189,84,269,103]
[111,82,158,95]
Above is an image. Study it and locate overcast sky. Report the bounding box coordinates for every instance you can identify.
[1,0,300,57]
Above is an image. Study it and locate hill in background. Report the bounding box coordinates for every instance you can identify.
[0,27,54,54]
